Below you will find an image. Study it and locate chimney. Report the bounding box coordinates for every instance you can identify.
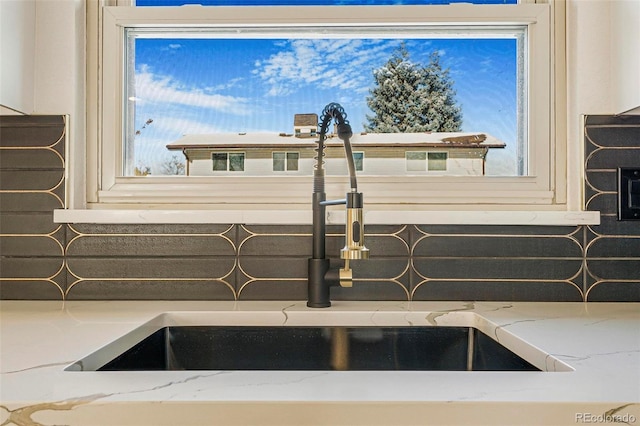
[294,113,318,138]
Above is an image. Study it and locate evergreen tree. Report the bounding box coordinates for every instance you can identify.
[365,46,462,133]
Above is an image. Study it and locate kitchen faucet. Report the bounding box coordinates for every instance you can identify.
[307,103,369,308]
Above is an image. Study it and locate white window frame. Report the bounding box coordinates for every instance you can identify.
[212,152,245,172]
[57,1,600,225]
[273,151,300,172]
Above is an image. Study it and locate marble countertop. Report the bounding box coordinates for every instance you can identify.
[1,301,639,425]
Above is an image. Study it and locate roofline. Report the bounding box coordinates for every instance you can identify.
[167,142,506,150]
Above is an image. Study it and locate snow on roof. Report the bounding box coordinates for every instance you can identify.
[166,131,507,150]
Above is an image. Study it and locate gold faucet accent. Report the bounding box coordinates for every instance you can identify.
[339,194,369,287]
[331,328,350,371]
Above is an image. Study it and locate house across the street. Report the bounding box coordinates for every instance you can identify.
[166,114,506,177]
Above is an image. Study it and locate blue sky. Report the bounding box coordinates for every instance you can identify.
[138,1,517,5]
[130,1,520,175]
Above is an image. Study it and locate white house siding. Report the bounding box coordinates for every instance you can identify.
[186,150,485,176]
[169,132,503,177]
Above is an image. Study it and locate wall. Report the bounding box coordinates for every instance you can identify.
[610,0,640,114]
[0,1,638,302]
[0,0,36,114]
[10,0,636,210]
[1,114,638,301]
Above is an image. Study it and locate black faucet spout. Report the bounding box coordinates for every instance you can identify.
[307,103,369,308]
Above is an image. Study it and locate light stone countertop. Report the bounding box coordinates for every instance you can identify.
[0,300,638,426]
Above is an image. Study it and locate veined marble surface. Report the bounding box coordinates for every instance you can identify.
[1,301,638,425]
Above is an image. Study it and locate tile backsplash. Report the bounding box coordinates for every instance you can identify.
[1,115,638,301]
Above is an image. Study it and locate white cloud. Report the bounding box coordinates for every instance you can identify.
[134,65,250,115]
[151,115,222,135]
[253,39,401,97]
[207,77,244,92]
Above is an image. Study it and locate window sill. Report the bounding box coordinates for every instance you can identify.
[53,209,600,226]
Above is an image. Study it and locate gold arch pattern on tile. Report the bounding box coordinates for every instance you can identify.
[583,125,634,217]
[0,264,66,299]
[236,224,411,300]
[410,225,585,300]
[0,115,66,206]
[583,119,640,301]
[584,231,640,301]
[64,224,237,299]
[0,116,66,298]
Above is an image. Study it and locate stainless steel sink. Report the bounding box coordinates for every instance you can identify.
[67,310,573,372]
[83,325,539,372]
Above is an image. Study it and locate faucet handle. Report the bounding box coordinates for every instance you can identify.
[339,262,353,288]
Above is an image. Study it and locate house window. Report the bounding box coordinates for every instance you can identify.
[212,152,245,172]
[427,152,447,171]
[406,152,427,172]
[406,152,448,171]
[81,1,573,212]
[273,152,299,171]
[353,152,364,172]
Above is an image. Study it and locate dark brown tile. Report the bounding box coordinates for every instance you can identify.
[413,224,579,236]
[413,235,582,258]
[587,237,640,258]
[0,212,59,235]
[585,124,640,148]
[412,258,583,281]
[0,257,65,279]
[0,115,66,148]
[585,114,640,126]
[411,280,583,302]
[66,235,235,257]
[68,223,235,236]
[585,192,616,215]
[589,217,640,237]
[332,280,410,301]
[586,148,640,170]
[0,235,64,257]
[237,279,307,300]
[586,282,640,302]
[239,257,307,279]
[66,280,235,300]
[587,259,640,281]
[66,257,236,280]
[239,234,311,257]
[0,170,64,191]
[585,170,618,192]
[0,280,65,300]
[0,149,64,170]
[0,192,63,212]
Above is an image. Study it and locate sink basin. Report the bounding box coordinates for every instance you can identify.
[67,310,572,372]
[97,326,538,371]
[72,324,540,372]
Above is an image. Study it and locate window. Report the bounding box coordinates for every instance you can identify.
[273,152,299,172]
[212,152,245,172]
[405,151,447,172]
[353,152,364,172]
[427,152,447,171]
[406,152,427,172]
[123,27,523,178]
[80,1,577,215]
